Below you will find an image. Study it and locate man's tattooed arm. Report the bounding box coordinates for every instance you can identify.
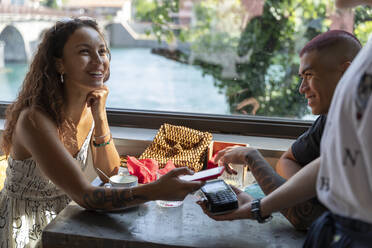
[82,186,150,211]
[247,153,327,230]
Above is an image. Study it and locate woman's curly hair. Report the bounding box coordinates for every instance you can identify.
[1,18,110,155]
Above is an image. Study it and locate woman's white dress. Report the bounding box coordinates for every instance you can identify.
[0,128,92,248]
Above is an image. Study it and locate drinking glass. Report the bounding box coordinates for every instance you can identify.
[219,163,247,189]
[155,172,183,208]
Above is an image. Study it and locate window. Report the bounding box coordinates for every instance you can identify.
[0,1,370,138]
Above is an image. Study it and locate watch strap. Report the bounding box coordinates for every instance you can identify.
[251,198,272,223]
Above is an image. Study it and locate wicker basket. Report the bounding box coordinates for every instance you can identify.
[139,123,213,172]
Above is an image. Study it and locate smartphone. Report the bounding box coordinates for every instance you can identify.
[179,166,225,181]
[200,179,238,215]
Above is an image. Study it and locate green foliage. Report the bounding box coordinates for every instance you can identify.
[354,5,372,25]
[105,15,114,22]
[137,0,179,43]
[41,0,58,9]
[185,0,244,52]
[354,6,372,45]
[188,0,328,118]
[144,0,371,118]
[133,0,157,22]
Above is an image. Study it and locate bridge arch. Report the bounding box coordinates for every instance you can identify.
[104,23,113,46]
[0,25,27,63]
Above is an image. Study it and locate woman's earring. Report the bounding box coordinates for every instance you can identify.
[60,73,64,84]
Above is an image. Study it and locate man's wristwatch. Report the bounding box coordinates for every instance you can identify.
[251,198,272,223]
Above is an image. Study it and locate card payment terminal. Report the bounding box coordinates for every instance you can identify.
[200,179,238,215]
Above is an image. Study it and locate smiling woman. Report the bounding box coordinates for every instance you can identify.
[0,17,204,247]
[55,26,110,90]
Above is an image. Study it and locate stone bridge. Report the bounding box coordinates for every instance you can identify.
[0,4,113,63]
[0,19,55,63]
[0,4,177,66]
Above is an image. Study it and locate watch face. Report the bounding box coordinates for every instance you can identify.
[250,199,265,223]
[251,208,260,218]
[251,200,260,211]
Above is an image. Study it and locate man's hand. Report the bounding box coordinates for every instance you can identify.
[197,186,255,221]
[213,146,263,174]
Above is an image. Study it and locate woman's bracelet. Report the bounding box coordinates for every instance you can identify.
[94,131,110,140]
[93,134,112,147]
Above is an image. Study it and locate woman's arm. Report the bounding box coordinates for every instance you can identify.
[82,167,203,210]
[16,109,203,211]
[86,85,121,181]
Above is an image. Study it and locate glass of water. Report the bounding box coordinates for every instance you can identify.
[155,172,183,208]
[219,163,247,189]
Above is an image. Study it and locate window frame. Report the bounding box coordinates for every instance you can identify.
[0,101,312,139]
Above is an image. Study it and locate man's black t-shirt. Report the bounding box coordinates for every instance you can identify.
[291,115,327,167]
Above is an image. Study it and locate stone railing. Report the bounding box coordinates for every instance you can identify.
[0,4,88,21]
[0,4,74,16]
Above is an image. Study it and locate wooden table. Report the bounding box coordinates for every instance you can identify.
[42,192,306,248]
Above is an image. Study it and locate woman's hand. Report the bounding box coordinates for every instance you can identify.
[153,167,205,201]
[197,186,254,221]
[86,85,109,122]
[213,146,262,174]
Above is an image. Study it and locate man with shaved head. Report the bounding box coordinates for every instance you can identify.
[278,30,362,180]
[210,30,362,231]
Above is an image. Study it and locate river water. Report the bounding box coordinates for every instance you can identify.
[0,48,229,115]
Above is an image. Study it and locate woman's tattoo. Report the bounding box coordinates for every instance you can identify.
[83,188,148,210]
[250,159,326,230]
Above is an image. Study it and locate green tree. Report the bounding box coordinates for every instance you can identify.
[354,6,372,45]
[189,0,328,118]
[41,0,58,9]
[145,0,370,118]
[139,0,179,43]
[133,0,157,22]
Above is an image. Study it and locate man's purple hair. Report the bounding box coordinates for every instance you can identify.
[300,30,362,58]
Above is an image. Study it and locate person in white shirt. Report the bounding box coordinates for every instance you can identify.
[199,0,372,246]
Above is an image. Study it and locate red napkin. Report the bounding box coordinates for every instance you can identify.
[158,160,176,176]
[205,153,223,180]
[127,156,158,184]
[207,153,218,169]
[126,156,176,184]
